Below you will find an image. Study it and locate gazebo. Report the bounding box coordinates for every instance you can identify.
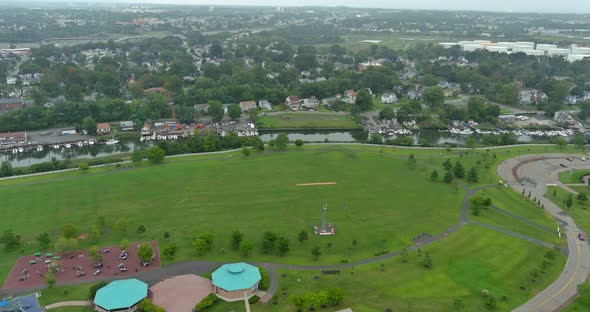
[212,263,261,302]
[94,279,148,312]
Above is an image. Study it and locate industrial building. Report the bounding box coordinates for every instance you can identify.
[440,40,590,62]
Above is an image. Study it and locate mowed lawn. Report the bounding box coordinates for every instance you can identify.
[257,112,361,129]
[0,147,464,282]
[211,226,565,312]
[559,169,590,184]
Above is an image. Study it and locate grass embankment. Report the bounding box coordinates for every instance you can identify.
[257,112,361,130]
[547,186,590,234]
[211,226,565,312]
[559,169,590,184]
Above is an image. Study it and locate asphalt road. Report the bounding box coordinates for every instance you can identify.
[497,154,590,312]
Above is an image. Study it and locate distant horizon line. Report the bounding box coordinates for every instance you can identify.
[2,1,589,15]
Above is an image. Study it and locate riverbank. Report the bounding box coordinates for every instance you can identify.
[256,112,362,130]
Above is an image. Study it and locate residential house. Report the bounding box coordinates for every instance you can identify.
[258,99,272,111]
[0,98,25,113]
[300,97,320,110]
[519,89,548,105]
[358,60,383,71]
[322,97,338,106]
[239,101,257,112]
[344,90,357,104]
[566,96,579,105]
[97,123,111,135]
[286,96,300,110]
[120,121,134,131]
[381,93,399,104]
[0,131,27,145]
[554,111,576,125]
[407,88,422,101]
[6,77,17,85]
[299,78,315,84]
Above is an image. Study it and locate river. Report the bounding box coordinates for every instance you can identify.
[0,129,558,168]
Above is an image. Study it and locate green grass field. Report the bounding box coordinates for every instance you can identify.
[1,144,583,310]
[211,226,565,312]
[559,169,590,184]
[257,112,361,129]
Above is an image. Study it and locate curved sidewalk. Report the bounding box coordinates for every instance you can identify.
[498,154,590,312]
[45,301,91,310]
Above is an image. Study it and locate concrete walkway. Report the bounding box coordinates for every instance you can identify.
[45,301,91,310]
[498,154,590,312]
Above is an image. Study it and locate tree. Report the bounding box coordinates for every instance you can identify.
[573,134,586,147]
[131,150,144,165]
[138,244,154,263]
[470,195,492,216]
[275,133,289,150]
[467,167,478,183]
[231,230,244,250]
[209,41,223,59]
[137,225,146,234]
[44,271,56,288]
[241,147,251,157]
[55,237,78,252]
[356,90,373,111]
[65,84,83,101]
[0,161,14,177]
[422,86,445,108]
[0,229,21,251]
[430,170,439,181]
[61,224,79,239]
[82,116,97,135]
[298,230,309,243]
[554,137,568,147]
[577,192,588,204]
[453,161,465,178]
[295,139,304,148]
[193,238,208,256]
[36,232,50,250]
[88,245,101,262]
[423,251,433,269]
[566,193,574,208]
[326,288,344,306]
[79,163,89,171]
[311,246,321,260]
[408,154,417,170]
[443,159,453,171]
[228,104,242,120]
[120,239,129,251]
[146,146,165,164]
[379,106,395,120]
[276,236,290,256]
[261,232,278,254]
[208,101,224,122]
[369,133,383,144]
[444,171,453,183]
[240,240,254,257]
[162,243,178,260]
[88,225,101,244]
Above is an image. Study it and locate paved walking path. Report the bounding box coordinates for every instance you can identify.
[45,301,91,310]
[498,154,590,312]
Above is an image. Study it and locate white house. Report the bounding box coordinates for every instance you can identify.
[381,93,398,104]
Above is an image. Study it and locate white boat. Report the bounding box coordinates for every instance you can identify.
[89,140,95,145]
[36,145,43,152]
[65,144,72,148]
[12,149,18,154]
[77,142,83,147]
[53,144,60,149]
[18,147,24,153]
[105,139,119,145]
[459,130,474,135]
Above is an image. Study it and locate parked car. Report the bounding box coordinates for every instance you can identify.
[141,262,151,267]
[93,270,102,276]
[94,263,103,268]
[75,271,86,277]
[579,233,587,241]
[560,164,567,168]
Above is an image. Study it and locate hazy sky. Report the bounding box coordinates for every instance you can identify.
[9,0,590,13]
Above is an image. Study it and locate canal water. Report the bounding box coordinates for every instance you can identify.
[0,129,556,168]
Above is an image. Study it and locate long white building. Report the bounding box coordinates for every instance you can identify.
[440,40,590,62]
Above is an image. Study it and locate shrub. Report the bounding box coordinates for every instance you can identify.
[259,266,270,290]
[88,281,108,299]
[79,163,89,171]
[248,295,260,304]
[194,294,218,312]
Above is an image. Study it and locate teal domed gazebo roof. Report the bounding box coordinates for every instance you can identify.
[212,262,261,291]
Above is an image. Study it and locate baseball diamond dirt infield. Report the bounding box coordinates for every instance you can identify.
[295,182,337,186]
[2,241,160,290]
